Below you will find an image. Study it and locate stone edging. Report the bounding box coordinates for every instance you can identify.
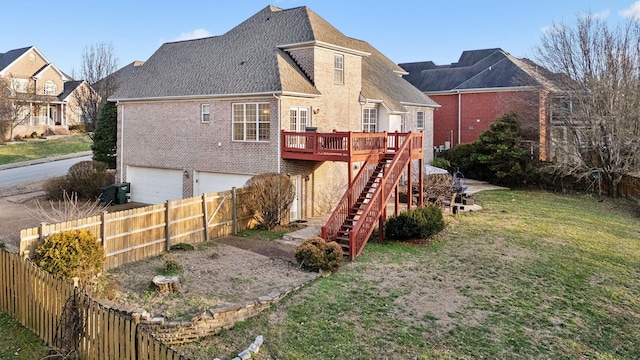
[133,272,320,346]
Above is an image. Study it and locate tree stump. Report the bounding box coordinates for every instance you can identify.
[152,275,180,294]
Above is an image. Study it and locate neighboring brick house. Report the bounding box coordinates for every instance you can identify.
[0,46,90,140]
[400,48,561,160]
[110,5,438,224]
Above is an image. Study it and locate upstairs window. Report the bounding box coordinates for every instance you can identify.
[362,108,377,133]
[417,111,425,129]
[43,80,57,95]
[232,102,270,141]
[201,104,210,123]
[334,53,344,84]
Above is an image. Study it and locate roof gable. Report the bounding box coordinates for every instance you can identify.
[111,5,436,110]
[399,48,560,93]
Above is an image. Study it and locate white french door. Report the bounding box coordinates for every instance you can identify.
[289,107,310,149]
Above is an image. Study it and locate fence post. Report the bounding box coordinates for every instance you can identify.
[232,187,237,235]
[39,222,46,243]
[165,200,171,251]
[202,194,210,242]
[101,211,108,251]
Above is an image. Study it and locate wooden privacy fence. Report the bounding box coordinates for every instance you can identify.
[0,249,187,359]
[20,187,253,270]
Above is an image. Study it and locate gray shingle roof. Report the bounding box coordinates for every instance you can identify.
[58,80,84,101]
[0,47,31,72]
[111,5,436,110]
[399,48,562,93]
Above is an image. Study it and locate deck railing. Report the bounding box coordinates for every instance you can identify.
[282,131,388,161]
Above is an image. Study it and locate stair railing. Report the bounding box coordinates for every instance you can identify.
[347,132,415,258]
[321,154,381,243]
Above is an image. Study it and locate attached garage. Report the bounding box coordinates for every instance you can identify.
[127,166,183,204]
[194,171,252,195]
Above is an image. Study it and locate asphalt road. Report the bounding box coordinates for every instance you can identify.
[0,155,92,188]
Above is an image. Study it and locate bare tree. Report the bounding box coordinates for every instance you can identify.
[536,14,640,197]
[0,76,48,141]
[74,42,119,132]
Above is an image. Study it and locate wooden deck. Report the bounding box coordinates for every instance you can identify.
[281,131,423,162]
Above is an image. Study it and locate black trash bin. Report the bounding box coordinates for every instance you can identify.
[114,182,131,204]
[99,185,117,205]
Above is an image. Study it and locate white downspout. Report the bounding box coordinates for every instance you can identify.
[274,93,281,174]
[119,102,125,183]
[457,90,461,146]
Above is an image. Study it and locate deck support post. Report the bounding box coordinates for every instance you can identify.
[418,157,424,207]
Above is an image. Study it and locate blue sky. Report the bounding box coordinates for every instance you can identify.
[2,0,640,76]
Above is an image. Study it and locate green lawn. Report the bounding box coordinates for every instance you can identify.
[0,134,92,165]
[176,190,640,359]
[0,311,49,359]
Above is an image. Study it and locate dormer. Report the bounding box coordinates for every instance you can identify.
[280,41,370,94]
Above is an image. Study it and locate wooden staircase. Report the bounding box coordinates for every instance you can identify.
[322,132,421,259]
[333,154,393,254]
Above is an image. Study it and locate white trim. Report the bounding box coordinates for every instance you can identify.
[0,46,52,76]
[334,53,344,85]
[424,86,540,95]
[400,101,441,108]
[32,63,70,82]
[278,40,371,57]
[201,103,211,123]
[109,90,321,103]
[232,102,271,142]
[417,111,425,130]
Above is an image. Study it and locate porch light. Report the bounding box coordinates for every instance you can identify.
[358,92,367,106]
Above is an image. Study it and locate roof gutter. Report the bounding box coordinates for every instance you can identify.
[109,90,320,103]
[425,85,540,95]
[400,101,441,108]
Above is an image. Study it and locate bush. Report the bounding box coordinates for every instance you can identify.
[443,112,537,187]
[66,160,113,200]
[170,243,194,251]
[385,205,445,241]
[245,173,296,230]
[35,230,105,282]
[30,131,38,138]
[295,236,343,273]
[44,176,72,200]
[69,124,86,133]
[431,157,451,171]
[160,253,182,275]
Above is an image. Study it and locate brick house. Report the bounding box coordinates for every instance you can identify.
[110,5,438,258]
[0,46,90,139]
[400,48,561,160]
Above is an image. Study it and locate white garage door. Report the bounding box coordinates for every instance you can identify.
[194,171,252,195]
[127,166,183,204]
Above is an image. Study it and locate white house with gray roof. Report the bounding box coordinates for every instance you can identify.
[110,5,438,228]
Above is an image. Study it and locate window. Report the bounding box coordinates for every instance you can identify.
[334,53,344,84]
[201,104,210,123]
[400,114,406,132]
[362,108,377,133]
[232,103,270,141]
[12,78,28,93]
[417,111,425,129]
[43,80,57,95]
